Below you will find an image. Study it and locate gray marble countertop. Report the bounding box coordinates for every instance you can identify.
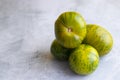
[0,0,120,80]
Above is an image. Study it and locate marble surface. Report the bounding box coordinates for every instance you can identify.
[0,0,120,80]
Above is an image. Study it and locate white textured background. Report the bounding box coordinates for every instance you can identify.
[0,0,120,80]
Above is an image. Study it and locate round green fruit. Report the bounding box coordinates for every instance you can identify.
[83,24,113,56]
[50,39,71,60]
[55,12,86,48]
[69,44,99,75]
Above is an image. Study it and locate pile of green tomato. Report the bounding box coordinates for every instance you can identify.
[50,12,113,75]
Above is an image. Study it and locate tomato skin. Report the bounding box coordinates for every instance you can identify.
[69,44,99,75]
[83,24,113,56]
[51,40,72,61]
[55,12,86,48]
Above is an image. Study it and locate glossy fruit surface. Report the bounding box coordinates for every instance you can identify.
[83,24,113,56]
[69,44,99,75]
[55,12,86,48]
[50,39,71,60]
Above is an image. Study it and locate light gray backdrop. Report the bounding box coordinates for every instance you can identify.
[0,0,120,80]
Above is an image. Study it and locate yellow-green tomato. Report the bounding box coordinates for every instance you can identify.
[69,44,99,75]
[55,12,86,48]
[50,39,72,61]
[83,24,113,56]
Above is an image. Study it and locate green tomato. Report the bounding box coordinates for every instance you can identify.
[50,39,72,61]
[55,12,86,48]
[83,24,113,56]
[69,44,99,75]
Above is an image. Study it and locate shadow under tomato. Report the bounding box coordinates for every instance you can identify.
[30,50,91,78]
